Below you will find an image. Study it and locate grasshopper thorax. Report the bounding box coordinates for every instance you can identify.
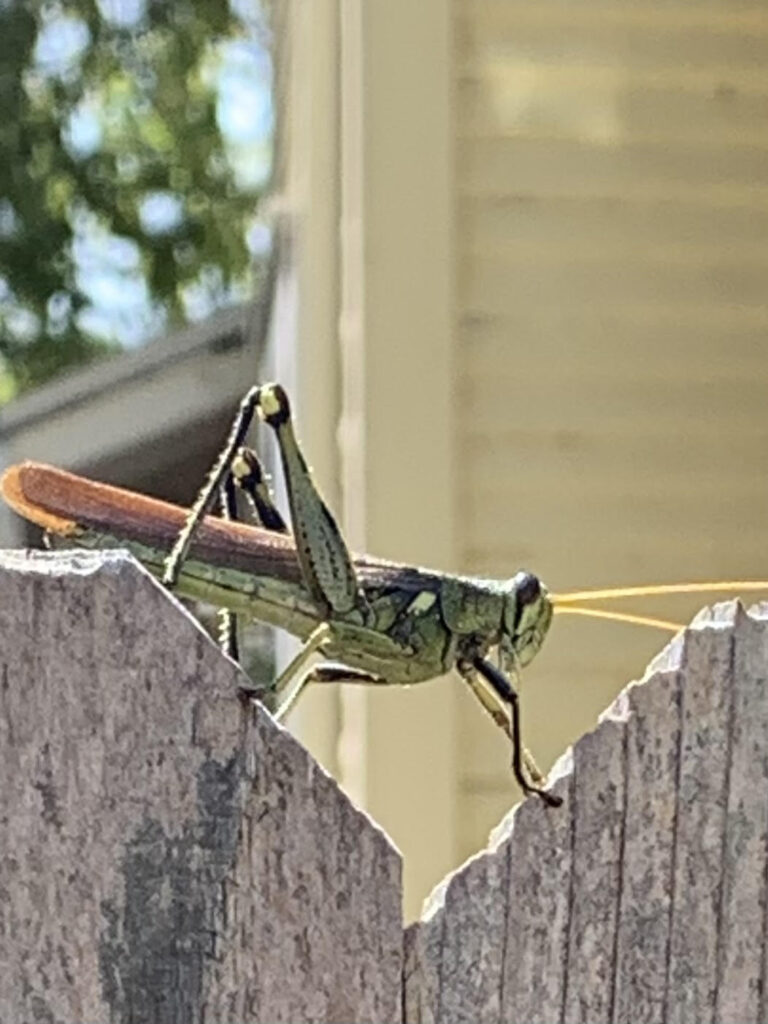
[501,571,553,668]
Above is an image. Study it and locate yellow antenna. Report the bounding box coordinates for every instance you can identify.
[553,581,768,605]
[553,606,683,632]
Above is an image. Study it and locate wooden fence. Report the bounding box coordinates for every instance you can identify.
[1,550,767,1023]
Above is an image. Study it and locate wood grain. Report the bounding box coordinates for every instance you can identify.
[0,550,401,1024]
[3,550,768,1023]
[405,600,768,1023]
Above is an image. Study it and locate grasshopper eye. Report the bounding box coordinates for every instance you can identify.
[503,571,552,667]
[511,571,541,612]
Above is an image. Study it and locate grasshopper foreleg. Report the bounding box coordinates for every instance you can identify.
[467,658,562,808]
[457,662,544,782]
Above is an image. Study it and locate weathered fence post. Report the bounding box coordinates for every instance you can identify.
[0,551,402,1024]
[405,600,768,1024]
[3,549,768,1024]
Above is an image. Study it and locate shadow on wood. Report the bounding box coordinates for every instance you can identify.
[1,550,767,1024]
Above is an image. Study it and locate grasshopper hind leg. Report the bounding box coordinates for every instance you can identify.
[167,382,371,721]
[167,382,367,623]
[256,384,369,623]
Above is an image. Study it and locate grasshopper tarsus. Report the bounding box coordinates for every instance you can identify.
[539,790,563,809]
[236,685,269,709]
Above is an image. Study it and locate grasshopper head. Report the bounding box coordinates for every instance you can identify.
[501,571,553,668]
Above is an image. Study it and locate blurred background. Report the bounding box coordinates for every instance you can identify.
[1,0,767,921]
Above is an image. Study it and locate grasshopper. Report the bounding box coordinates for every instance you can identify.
[3,383,768,808]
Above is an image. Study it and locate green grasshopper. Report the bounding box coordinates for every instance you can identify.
[4,383,767,808]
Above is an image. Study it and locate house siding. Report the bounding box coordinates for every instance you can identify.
[454,0,768,860]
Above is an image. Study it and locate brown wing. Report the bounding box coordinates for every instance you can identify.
[1,462,305,582]
[0,462,447,596]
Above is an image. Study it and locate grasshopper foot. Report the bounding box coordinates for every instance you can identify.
[523,782,563,808]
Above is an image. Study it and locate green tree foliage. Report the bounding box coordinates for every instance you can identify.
[0,0,270,395]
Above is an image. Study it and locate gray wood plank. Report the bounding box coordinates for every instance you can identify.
[403,837,510,1024]
[406,601,768,1024]
[563,716,626,1023]
[5,550,768,1024]
[403,766,574,1023]
[612,657,682,1022]
[0,550,402,1024]
[713,603,768,1023]
[500,786,573,1022]
[666,608,734,1024]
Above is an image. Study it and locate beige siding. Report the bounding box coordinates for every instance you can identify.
[455,0,768,862]
[336,1,459,920]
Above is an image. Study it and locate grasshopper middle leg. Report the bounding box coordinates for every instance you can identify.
[274,661,384,721]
